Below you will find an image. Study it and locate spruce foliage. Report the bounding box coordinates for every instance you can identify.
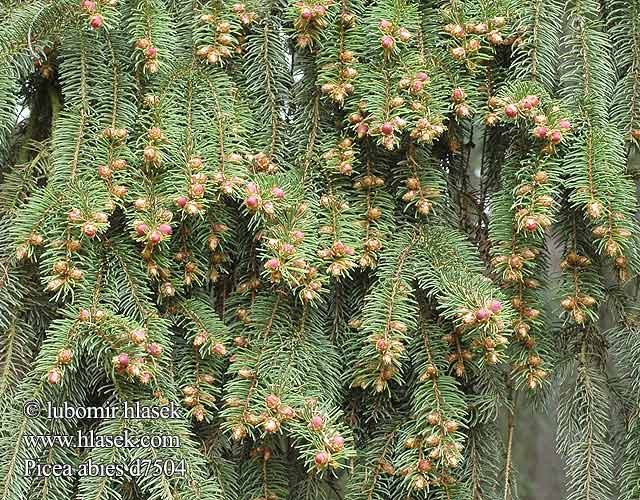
[0,0,639,499]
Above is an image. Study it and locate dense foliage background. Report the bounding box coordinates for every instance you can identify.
[1,0,639,499]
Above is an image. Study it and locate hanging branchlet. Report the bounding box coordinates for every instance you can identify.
[315,0,362,106]
[350,229,418,393]
[1,0,640,498]
[395,144,446,218]
[126,0,176,76]
[414,226,515,371]
[439,1,524,73]
[560,0,639,281]
[487,81,572,389]
[609,0,640,148]
[394,320,468,495]
[194,2,242,66]
[288,0,335,50]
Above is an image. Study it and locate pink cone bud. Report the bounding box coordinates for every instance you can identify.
[266,394,280,409]
[488,300,502,313]
[264,418,279,433]
[550,130,562,143]
[130,329,147,343]
[534,126,548,139]
[340,163,353,174]
[57,349,73,365]
[380,122,394,135]
[265,258,280,270]
[117,353,129,367]
[145,46,157,58]
[398,27,411,42]
[315,451,329,466]
[381,35,395,50]
[329,434,345,451]
[451,46,466,59]
[280,405,295,419]
[310,414,324,430]
[313,4,326,16]
[158,223,172,235]
[379,19,393,32]
[146,343,163,357]
[83,223,97,238]
[504,104,518,118]
[393,116,407,128]
[97,165,111,177]
[332,240,347,255]
[270,187,284,199]
[89,14,103,29]
[280,243,295,255]
[452,88,465,102]
[534,114,547,125]
[94,212,108,223]
[356,123,369,136]
[246,195,259,209]
[48,368,62,385]
[133,198,147,210]
[135,223,148,236]
[475,308,491,321]
[176,196,188,208]
[525,217,538,231]
[113,187,128,199]
[416,72,429,82]
[148,230,162,244]
[213,343,226,356]
[190,183,205,196]
[558,119,571,130]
